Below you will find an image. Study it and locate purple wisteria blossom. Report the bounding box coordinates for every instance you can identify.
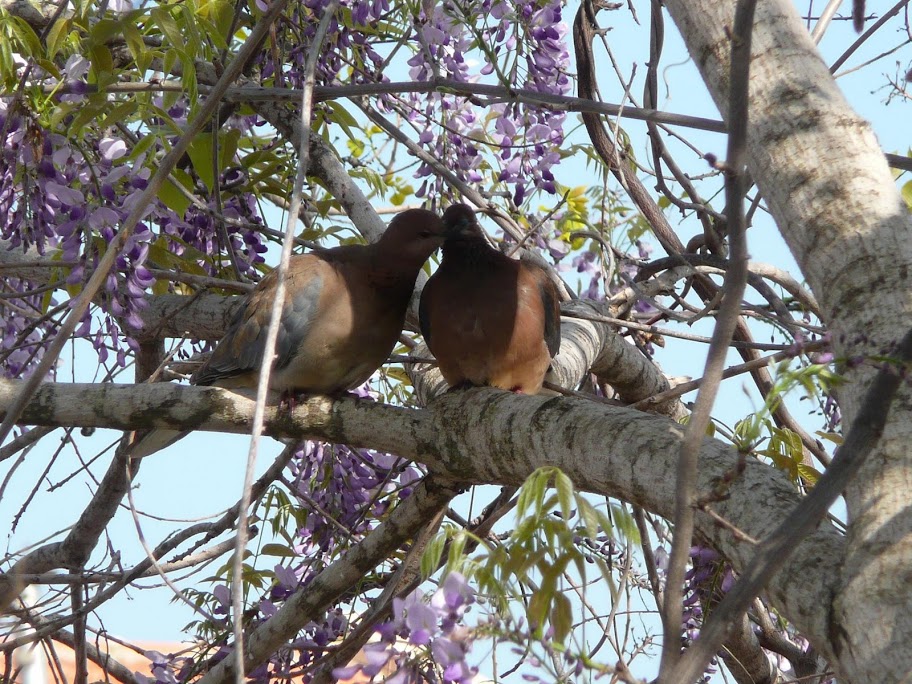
[258,0,388,87]
[1,71,264,372]
[288,429,421,556]
[0,277,55,379]
[156,432,429,682]
[407,0,571,206]
[335,572,477,683]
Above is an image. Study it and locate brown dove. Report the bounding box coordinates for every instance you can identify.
[129,208,445,458]
[419,203,561,394]
[191,208,445,394]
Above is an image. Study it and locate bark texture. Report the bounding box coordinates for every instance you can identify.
[663,0,912,680]
[0,377,844,664]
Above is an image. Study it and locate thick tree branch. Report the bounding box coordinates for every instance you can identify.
[194,476,460,684]
[0,378,843,663]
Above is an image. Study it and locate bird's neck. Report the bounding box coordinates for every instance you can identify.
[365,249,425,292]
[442,238,497,265]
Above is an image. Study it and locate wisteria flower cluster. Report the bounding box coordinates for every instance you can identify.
[134,650,196,684]
[259,0,389,87]
[333,572,477,683]
[0,57,266,376]
[681,546,734,646]
[406,0,571,206]
[287,421,423,556]
[0,277,55,379]
[647,541,837,681]
[152,431,426,682]
[657,545,728,682]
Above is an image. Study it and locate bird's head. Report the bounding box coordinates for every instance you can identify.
[442,203,484,241]
[379,208,446,264]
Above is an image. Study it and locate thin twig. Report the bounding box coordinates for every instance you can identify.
[229,5,338,684]
[658,0,757,678]
[830,0,910,73]
[630,340,828,411]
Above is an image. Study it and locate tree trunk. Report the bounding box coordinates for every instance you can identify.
[663,0,912,680]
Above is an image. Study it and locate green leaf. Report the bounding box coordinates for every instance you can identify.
[151,7,184,49]
[595,510,614,539]
[445,530,468,573]
[45,17,71,60]
[241,565,267,588]
[528,586,552,637]
[147,243,210,285]
[0,34,15,84]
[324,100,360,140]
[151,277,171,296]
[797,463,821,485]
[197,0,233,45]
[609,503,638,542]
[8,16,42,58]
[101,100,139,128]
[902,179,912,210]
[122,20,149,71]
[347,137,365,157]
[383,367,412,385]
[260,543,297,557]
[35,58,61,79]
[221,127,241,171]
[504,543,530,579]
[158,170,193,216]
[576,497,600,539]
[173,47,197,101]
[551,591,573,642]
[248,158,287,186]
[176,4,202,58]
[130,131,159,160]
[554,469,574,521]
[162,50,178,104]
[187,133,215,191]
[89,44,115,85]
[91,18,125,45]
[68,100,107,133]
[523,467,557,518]
[420,532,446,580]
[815,430,843,446]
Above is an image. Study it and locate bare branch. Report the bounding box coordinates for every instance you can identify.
[194,476,459,684]
[659,0,756,675]
[0,378,845,665]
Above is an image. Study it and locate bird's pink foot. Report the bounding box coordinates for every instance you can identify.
[279,391,310,411]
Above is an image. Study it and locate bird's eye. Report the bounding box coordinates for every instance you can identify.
[419,231,435,238]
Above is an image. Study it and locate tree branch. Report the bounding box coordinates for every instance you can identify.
[194,476,460,684]
[0,378,844,663]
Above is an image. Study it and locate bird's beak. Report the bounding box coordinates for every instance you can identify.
[447,217,476,238]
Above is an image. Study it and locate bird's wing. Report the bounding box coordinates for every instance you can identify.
[532,265,562,358]
[191,257,325,386]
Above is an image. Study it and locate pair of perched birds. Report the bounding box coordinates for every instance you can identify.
[191,204,562,398]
